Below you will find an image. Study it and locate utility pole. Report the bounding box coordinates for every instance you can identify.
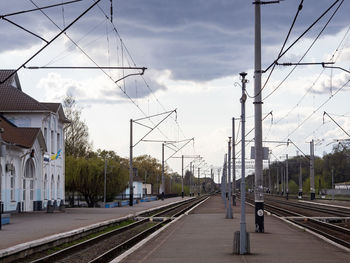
[254,0,264,233]
[223,155,227,208]
[181,155,184,198]
[232,117,236,205]
[198,167,200,196]
[276,165,279,194]
[226,137,233,219]
[239,72,248,254]
[332,167,334,200]
[268,154,271,194]
[161,143,165,199]
[192,164,195,196]
[104,157,107,207]
[310,139,315,200]
[298,159,303,199]
[190,162,192,196]
[281,165,284,196]
[129,119,134,206]
[286,154,289,200]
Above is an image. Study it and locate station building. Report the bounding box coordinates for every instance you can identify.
[0,70,69,212]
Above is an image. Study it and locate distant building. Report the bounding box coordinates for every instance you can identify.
[0,70,69,212]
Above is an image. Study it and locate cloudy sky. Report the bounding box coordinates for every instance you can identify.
[1,0,350,181]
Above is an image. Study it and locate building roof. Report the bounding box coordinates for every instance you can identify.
[0,115,46,150]
[0,70,69,123]
[0,69,21,89]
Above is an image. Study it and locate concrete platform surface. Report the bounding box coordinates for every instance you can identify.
[0,197,189,250]
[121,195,349,263]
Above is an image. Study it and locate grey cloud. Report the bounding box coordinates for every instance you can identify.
[1,0,349,83]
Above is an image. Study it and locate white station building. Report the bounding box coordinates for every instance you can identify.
[0,70,68,212]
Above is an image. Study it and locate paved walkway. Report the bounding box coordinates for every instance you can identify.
[122,195,349,263]
[0,197,189,250]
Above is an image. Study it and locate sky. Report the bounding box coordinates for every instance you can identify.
[1,0,350,182]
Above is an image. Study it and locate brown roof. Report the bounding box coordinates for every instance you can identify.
[0,115,43,149]
[0,84,49,112]
[0,70,69,123]
[41,103,60,113]
[0,69,21,88]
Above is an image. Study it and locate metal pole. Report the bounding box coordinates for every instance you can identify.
[129,119,134,206]
[192,164,195,196]
[181,155,184,198]
[281,165,284,196]
[286,154,289,200]
[331,168,334,201]
[223,155,227,207]
[254,0,264,233]
[268,156,271,194]
[232,117,236,205]
[240,72,248,254]
[226,138,233,219]
[276,165,279,194]
[198,167,200,196]
[104,157,107,207]
[190,162,192,196]
[298,160,303,199]
[310,139,315,200]
[161,143,165,199]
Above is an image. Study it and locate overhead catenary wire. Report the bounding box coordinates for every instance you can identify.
[263,0,344,101]
[273,24,350,125]
[93,2,188,141]
[259,0,304,97]
[29,0,180,147]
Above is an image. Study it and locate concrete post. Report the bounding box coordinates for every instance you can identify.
[276,165,279,194]
[226,137,233,219]
[129,119,134,206]
[198,167,200,196]
[298,160,303,199]
[254,0,264,233]
[104,157,107,207]
[181,155,184,198]
[232,117,236,205]
[332,168,334,200]
[268,156,271,194]
[161,143,165,199]
[286,154,289,200]
[310,140,315,200]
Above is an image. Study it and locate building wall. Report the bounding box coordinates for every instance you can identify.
[2,111,65,211]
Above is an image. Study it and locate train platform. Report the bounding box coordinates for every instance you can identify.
[0,197,190,252]
[120,195,349,263]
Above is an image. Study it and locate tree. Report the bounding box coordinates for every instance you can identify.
[63,95,91,157]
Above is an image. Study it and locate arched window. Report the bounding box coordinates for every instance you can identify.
[57,175,60,199]
[51,174,54,199]
[10,166,15,201]
[24,159,35,178]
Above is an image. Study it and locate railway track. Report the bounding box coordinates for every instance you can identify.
[246,196,350,249]
[16,196,208,263]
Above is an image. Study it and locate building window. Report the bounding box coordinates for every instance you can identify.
[51,174,54,199]
[57,175,60,199]
[30,180,34,200]
[10,168,15,201]
[23,179,26,201]
[51,131,55,154]
[57,133,61,151]
[44,127,47,145]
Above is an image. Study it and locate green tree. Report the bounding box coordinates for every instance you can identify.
[63,95,91,157]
